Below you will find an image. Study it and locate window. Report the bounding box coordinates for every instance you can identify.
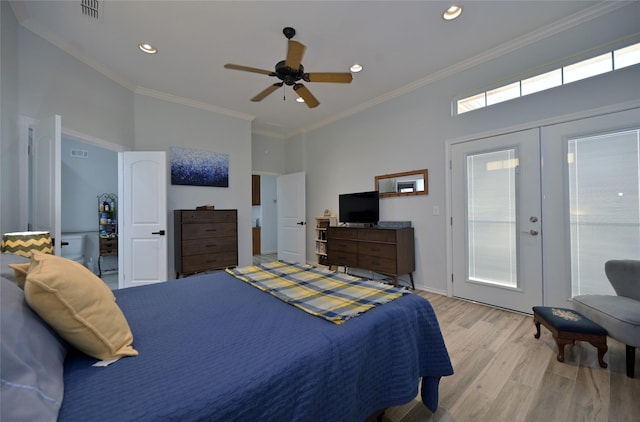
[614,43,640,69]
[486,82,520,106]
[568,129,640,296]
[563,53,612,84]
[467,149,518,287]
[521,69,562,96]
[456,42,640,115]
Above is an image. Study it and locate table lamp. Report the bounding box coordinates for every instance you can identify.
[1,231,53,257]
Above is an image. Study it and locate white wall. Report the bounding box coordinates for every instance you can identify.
[252,133,286,174]
[295,2,640,292]
[18,27,135,149]
[133,93,253,276]
[1,2,21,233]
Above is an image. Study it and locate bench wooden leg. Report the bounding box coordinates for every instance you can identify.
[555,337,574,363]
[585,340,608,368]
[534,319,542,339]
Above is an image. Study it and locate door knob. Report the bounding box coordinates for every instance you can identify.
[152,230,166,236]
[296,221,306,226]
[529,229,539,236]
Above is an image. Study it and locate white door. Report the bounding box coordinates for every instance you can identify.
[30,115,62,255]
[450,128,542,313]
[119,151,167,288]
[277,172,306,263]
[540,107,640,307]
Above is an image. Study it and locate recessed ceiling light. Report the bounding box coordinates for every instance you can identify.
[350,63,363,73]
[443,5,462,21]
[296,97,305,103]
[138,43,157,54]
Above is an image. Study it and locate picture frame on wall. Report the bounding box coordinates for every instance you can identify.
[170,146,229,187]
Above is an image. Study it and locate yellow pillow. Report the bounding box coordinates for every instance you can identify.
[8,262,30,289]
[24,251,138,361]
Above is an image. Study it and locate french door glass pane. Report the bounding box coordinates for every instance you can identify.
[569,129,640,296]
[467,149,518,287]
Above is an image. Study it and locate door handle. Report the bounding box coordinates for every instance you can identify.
[296,221,306,226]
[152,230,166,236]
[528,229,539,236]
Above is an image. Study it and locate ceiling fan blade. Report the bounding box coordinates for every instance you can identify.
[251,83,283,102]
[293,83,319,108]
[224,63,275,76]
[285,40,306,70]
[305,73,353,83]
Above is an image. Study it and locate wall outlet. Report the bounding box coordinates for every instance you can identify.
[433,206,440,216]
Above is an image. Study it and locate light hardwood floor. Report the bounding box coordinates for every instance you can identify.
[384,291,640,422]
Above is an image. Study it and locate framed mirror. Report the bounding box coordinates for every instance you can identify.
[375,169,428,198]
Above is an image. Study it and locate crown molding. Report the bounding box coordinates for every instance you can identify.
[301,1,631,135]
[251,129,289,140]
[134,87,254,121]
[13,0,629,139]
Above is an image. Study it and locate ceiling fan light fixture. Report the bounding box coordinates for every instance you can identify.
[443,5,462,21]
[296,97,305,103]
[138,43,157,54]
[350,63,363,73]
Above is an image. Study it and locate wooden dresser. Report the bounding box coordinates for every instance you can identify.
[327,226,415,288]
[174,209,238,278]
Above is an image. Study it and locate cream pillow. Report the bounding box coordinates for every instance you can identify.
[8,262,30,289]
[24,251,138,361]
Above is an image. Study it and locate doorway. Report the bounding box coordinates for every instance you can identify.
[61,136,118,288]
[21,116,124,289]
[449,107,640,313]
[450,128,543,313]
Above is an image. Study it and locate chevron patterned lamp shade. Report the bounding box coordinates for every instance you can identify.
[1,231,53,257]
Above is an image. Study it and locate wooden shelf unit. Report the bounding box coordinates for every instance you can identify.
[315,215,336,266]
[97,193,118,276]
[174,209,238,278]
[326,226,415,288]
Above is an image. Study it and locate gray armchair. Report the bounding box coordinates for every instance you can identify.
[573,260,640,378]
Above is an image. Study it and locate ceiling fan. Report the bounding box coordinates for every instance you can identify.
[224,27,353,108]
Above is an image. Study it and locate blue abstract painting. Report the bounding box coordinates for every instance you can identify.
[170,146,229,187]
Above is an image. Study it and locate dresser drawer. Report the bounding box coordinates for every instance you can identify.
[327,239,357,254]
[182,237,237,256]
[358,229,397,243]
[358,242,395,258]
[327,250,358,267]
[181,222,237,240]
[181,252,238,274]
[179,209,237,223]
[327,227,358,240]
[359,254,397,275]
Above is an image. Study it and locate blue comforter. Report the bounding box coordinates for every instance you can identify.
[59,271,453,421]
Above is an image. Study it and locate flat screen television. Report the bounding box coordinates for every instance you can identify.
[339,191,380,225]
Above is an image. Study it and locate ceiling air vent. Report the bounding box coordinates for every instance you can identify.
[70,149,89,159]
[80,0,102,21]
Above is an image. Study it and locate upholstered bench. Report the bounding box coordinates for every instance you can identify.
[533,306,608,368]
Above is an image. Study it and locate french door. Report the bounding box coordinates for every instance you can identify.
[451,128,543,313]
[450,108,640,313]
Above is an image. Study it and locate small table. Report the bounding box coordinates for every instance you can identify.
[533,306,608,368]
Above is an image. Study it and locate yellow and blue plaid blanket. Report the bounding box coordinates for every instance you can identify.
[226,261,408,325]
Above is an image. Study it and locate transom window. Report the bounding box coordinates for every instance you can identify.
[456,42,640,115]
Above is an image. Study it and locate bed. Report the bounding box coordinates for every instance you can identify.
[1,253,453,421]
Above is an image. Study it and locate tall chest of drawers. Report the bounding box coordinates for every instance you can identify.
[174,209,238,278]
[326,226,415,288]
